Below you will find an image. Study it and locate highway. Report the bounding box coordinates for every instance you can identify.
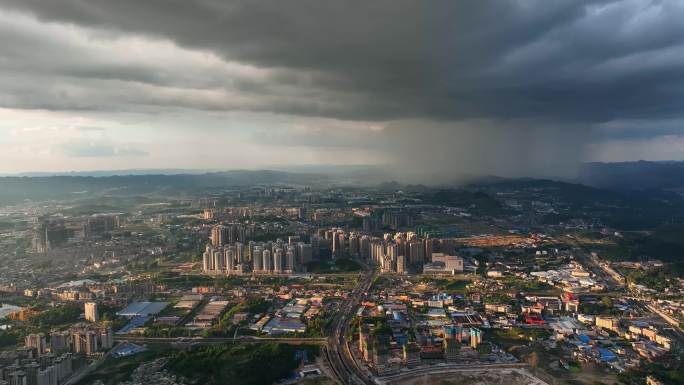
[563,235,625,290]
[566,235,684,338]
[644,303,684,332]
[325,268,377,385]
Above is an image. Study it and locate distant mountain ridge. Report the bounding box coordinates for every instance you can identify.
[0,170,331,204]
[3,161,684,204]
[4,169,220,177]
[577,160,684,190]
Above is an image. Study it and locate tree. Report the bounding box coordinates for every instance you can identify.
[477,343,492,354]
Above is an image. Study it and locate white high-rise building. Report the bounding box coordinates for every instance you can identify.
[213,250,223,272]
[85,302,99,323]
[253,247,263,271]
[226,248,236,271]
[263,249,272,271]
[202,245,213,272]
[285,250,295,272]
[274,249,283,272]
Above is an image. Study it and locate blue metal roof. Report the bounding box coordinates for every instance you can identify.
[578,335,591,344]
[598,348,617,362]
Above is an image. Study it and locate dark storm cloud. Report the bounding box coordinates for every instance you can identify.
[2,0,684,178]
[3,0,684,123]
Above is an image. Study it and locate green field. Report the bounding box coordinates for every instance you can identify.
[167,343,318,385]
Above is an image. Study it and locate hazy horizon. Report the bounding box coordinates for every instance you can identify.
[1,159,680,177]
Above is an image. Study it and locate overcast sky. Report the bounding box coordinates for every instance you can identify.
[1,0,683,179]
